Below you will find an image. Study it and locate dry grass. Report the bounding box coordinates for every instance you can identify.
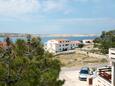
[55,52,108,67]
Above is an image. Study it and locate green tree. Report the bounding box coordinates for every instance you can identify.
[94,30,115,54]
[15,39,27,57]
[78,44,84,48]
[0,36,64,86]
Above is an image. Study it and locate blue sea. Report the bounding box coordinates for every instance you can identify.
[0,36,97,43]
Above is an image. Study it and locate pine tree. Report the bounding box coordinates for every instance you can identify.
[0,36,64,86]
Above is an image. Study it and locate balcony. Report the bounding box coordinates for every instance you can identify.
[93,67,111,86]
[98,67,111,83]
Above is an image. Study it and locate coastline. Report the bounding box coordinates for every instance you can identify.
[0,33,99,37]
[0,36,97,43]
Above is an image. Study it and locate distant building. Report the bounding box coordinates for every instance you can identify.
[81,39,94,45]
[0,42,7,48]
[71,41,81,49]
[45,39,71,53]
[44,39,81,53]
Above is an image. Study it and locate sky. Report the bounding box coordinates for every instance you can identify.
[0,0,115,34]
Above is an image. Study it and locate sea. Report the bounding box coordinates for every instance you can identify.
[0,36,97,43]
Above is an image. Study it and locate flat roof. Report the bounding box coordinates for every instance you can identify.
[110,48,115,51]
[48,39,69,42]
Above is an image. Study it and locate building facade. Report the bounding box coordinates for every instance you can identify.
[81,39,94,45]
[0,42,7,48]
[45,39,80,53]
[71,41,81,49]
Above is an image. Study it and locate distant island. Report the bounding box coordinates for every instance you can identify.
[41,34,98,37]
[0,33,99,37]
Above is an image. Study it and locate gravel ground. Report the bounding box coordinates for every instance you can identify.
[55,47,108,68]
[59,68,88,86]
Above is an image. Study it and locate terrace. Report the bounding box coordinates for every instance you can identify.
[93,67,111,86]
[98,67,111,83]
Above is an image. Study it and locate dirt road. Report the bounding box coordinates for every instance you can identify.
[59,67,88,86]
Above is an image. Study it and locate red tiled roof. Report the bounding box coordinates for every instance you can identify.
[0,42,7,47]
[71,41,81,44]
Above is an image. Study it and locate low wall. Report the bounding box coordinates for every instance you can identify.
[54,50,76,55]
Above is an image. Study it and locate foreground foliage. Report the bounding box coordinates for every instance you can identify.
[0,36,64,86]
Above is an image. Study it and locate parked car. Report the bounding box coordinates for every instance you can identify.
[79,67,90,81]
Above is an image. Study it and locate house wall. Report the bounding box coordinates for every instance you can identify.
[0,42,7,47]
[109,48,115,86]
[45,39,72,53]
[82,39,94,45]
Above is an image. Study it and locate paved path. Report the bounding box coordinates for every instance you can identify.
[59,64,108,86]
[59,68,88,86]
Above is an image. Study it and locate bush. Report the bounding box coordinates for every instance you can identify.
[78,44,84,48]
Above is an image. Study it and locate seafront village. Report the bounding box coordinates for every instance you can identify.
[0,31,115,86]
[44,36,115,86]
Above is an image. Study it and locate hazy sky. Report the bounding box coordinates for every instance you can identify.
[0,0,115,34]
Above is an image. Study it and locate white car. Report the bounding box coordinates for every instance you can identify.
[79,67,90,81]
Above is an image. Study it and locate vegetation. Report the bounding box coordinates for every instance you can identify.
[94,30,115,54]
[100,58,108,63]
[78,44,84,48]
[0,34,4,37]
[0,36,64,86]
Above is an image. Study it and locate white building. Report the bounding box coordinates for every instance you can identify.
[81,39,94,45]
[45,39,71,53]
[45,39,81,53]
[71,41,81,49]
[93,48,115,86]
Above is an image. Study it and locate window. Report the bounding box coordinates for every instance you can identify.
[65,44,69,46]
[80,70,88,74]
[111,53,115,55]
[86,41,91,43]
